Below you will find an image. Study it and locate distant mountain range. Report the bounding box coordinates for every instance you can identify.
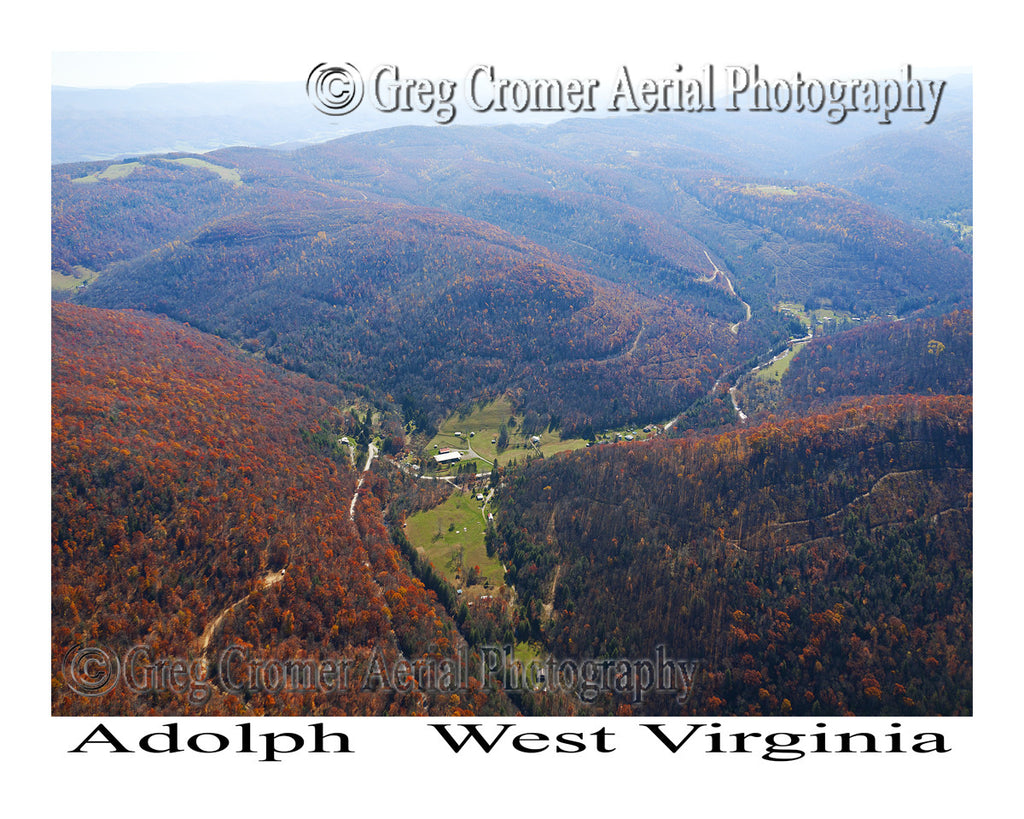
[52,73,972,177]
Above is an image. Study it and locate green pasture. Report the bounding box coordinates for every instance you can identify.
[405,491,503,588]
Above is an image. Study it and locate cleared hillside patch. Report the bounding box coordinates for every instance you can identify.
[168,156,243,186]
[405,490,502,589]
[72,161,141,183]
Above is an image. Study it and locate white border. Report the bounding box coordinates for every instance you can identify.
[13,1,1017,812]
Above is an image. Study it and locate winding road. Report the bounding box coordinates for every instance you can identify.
[349,442,378,519]
[702,251,751,334]
[663,253,817,429]
[195,568,288,676]
[664,253,753,430]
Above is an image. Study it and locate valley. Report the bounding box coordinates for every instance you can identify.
[51,101,972,717]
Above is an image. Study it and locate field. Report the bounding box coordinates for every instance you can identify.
[71,157,242,187]
[426,396,589,466]
[753,341,808,382]
[777,301,861,330]
[52,265,99,291]
[72,161,141,183]
[512,641,545,670]
[404,491,503,589]
[777,301,811,326]
[168,157,243,186]
[743,183,801,197]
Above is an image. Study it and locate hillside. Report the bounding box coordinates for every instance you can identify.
[74,196,735,435]
[51,110,973,719]
[735,309,973,422]
[291,120,971,318]
[52,302,513,716]
[782,309,971,398]
[54,116,971,434]
[491,395,972,716]
[805,109,972,249]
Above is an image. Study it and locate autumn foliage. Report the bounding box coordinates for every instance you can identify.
[52,303,510,716]
[493,395,972,715]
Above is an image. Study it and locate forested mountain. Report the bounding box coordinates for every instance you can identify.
[291,119,971,319]
[55,113,970,432]
[735,309,972,422]
[52,302,513,716]
[52,106,972,717]
[68,194,734,434]
[491,395,972,715]
[806,110,972,224]
[781,310,972,402]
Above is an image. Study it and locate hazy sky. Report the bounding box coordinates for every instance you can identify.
[52,51,971,90]
[47,0,974,89]
[51,52,312,88]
